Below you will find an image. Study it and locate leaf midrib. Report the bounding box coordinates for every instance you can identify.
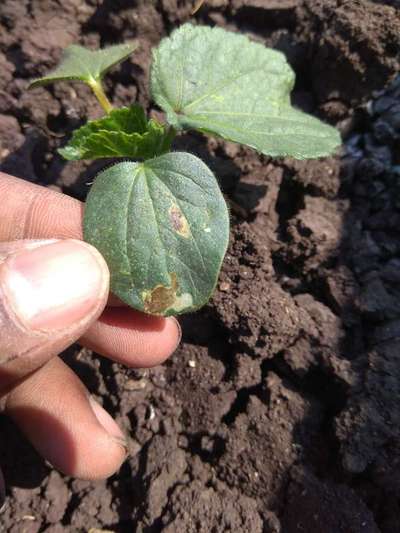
[125,165,143,286]
[180,65,279,114]
[141,166,170,289]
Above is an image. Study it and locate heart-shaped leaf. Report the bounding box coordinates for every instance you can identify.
[29,43,137,88]
[83,152,230,316]
[151,24,341,159]
[58,105,173,160]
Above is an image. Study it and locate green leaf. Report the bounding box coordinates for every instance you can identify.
[151,24,341,159]
[83,152,230,316]
[29,43,136,88]
[58,105,173,160]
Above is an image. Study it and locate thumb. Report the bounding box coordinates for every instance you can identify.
[0,239,109,393]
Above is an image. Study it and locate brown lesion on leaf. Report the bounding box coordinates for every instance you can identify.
[142,273,178,314]
[142,273,193,315]
[169,205,190,238]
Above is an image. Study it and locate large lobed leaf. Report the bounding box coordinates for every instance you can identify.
[29,43,137,88]
[58,105,173,160]
[151,24,341,159]
[83,152,230,316]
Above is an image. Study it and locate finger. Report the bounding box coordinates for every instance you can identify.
[0,172,129,309]
[5,357,126,480]
[0,172,83,241]
[0,239,109,393]
[0,172,183,366]
[82,308,182,367]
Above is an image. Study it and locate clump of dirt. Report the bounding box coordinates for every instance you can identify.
[1,1,400,532]
[298,0,400,104]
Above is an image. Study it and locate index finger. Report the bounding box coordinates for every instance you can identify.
[0,172,182,368]
[0,172,83,241]
[0,172,125,306]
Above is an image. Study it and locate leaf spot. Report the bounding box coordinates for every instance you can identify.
[169,205,190,238]
[204,227,211,233]
[142,273,193,315]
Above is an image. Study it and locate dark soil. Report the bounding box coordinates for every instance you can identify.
[1,1,400,531]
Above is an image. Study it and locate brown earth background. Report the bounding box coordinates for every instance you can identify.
[1,0,400,531]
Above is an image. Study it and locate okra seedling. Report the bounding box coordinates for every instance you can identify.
[29,24,341,316]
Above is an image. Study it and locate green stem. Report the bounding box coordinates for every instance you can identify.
[166,125,177,147]
[88,79,113,114]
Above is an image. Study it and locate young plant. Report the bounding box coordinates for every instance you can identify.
[29,24,341,316]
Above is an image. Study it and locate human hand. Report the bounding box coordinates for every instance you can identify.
[0,172,181,503]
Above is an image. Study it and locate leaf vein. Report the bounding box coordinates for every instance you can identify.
[125,166,142,284]
[182,66,264,113]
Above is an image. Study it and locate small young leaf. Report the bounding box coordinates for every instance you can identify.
[151,24,341,159]
[83,152,229,316]
[29,43,136,88]
[58,105,172,160]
